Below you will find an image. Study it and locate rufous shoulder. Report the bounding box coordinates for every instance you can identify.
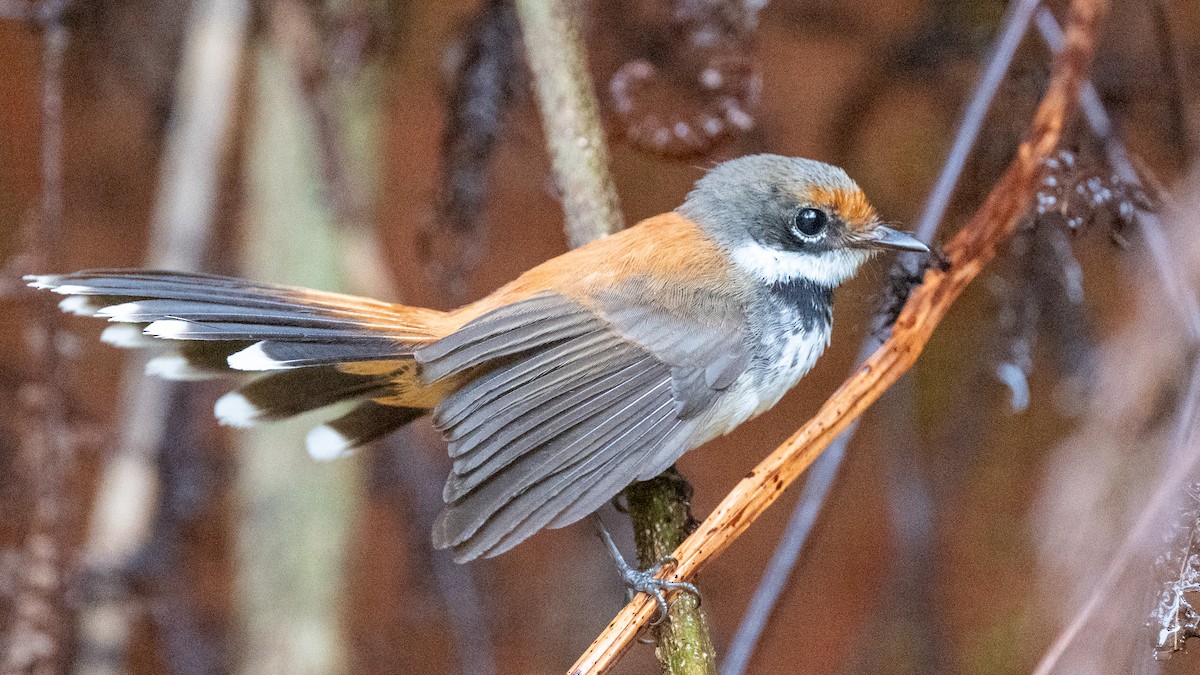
[446,211,733,324]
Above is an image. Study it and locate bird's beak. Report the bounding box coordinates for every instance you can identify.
[861,226,928,252]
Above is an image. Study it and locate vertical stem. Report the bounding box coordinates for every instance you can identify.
[76,1,249,669]
[625,470,717,675]
[3,3,69,672]
[513,1,714,672]
[236,27,358,673]
[513,0,624,246]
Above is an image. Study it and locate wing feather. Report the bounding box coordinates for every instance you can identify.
[444,353,662,497]
[433,378,676,556]
[433,330,621,432]
[415,292,596,382]
[511,405,684,538]
[421,288,751,560]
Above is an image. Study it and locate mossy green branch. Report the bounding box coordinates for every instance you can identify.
[625,469,717,675]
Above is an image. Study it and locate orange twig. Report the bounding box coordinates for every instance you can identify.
[569,0,1110,672]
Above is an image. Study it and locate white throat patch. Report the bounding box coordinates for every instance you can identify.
[730,242,870,287]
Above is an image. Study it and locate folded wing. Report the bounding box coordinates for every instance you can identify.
[418,290,749,561]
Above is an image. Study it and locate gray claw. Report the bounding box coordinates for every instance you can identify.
[595,520,702,624]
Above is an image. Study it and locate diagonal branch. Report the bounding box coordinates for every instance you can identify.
[724,2,1046,669]
[569,0,1110,671]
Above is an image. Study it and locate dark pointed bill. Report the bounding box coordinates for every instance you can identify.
[862,226,928,252]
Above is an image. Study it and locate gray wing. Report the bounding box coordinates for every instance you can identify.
[415,290,749,561]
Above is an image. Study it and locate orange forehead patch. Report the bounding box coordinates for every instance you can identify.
[805,185,878,231]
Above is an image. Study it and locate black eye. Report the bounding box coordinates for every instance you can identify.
[791,207,828,237]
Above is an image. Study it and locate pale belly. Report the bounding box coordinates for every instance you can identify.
[694,322,832,443]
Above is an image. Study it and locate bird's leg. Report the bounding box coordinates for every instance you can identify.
[593,516,700,625]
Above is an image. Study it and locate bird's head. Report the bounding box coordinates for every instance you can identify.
[680,154,927,288]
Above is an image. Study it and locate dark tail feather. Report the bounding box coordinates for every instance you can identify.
[305,401,426,460]
[27,270,443,375]
[214,366,402,427]
[28,270,423,323]
[144,341,257,381]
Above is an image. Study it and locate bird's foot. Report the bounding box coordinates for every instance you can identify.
[595,519,701,625]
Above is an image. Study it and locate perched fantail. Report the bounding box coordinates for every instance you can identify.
[29,154,926,562]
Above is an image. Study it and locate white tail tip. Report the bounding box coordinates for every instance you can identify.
[227,342,286,371]
[214,391,261,428]
[58,295,99,316]
[100,325,154,348]
[145,319,193,339]
[306,425,353,461]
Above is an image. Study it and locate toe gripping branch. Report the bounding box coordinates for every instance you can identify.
[596,521,701,625]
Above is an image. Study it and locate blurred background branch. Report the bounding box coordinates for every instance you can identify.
[2,1,69,672]
[73,2,248,671]
[514,0,623,246]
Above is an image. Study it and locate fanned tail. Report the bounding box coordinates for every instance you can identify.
[29,269,447,456]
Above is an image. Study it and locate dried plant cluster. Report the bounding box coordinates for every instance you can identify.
[1035,149,1153,242]
[606,0,766,157]
[990,149,1150,414]
[1153,483,1200,657]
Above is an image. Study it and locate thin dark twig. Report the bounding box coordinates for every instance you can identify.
[421,0,522,304]
[1147,0,1194,160]
[721,3,1043,670]
[720,414,861,675]
[877,377,941,671]
[132,386,230,673]
[912,0,1044,244]
[2,1,70,671]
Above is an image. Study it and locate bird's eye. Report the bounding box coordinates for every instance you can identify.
[791,207,828,238]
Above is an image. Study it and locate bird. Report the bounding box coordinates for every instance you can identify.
[27,154,926,564]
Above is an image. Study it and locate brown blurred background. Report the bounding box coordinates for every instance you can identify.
[1,0,1199,673]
